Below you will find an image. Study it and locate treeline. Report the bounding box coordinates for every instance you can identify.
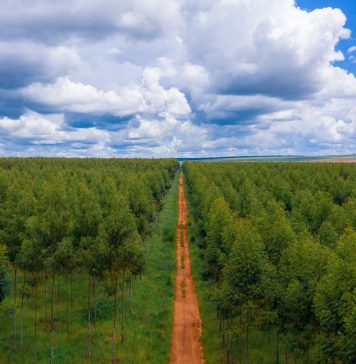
[0,158,179,363]
[184,162,355,364]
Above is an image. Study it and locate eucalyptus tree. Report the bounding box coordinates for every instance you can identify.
[0,180,35,339]
[278,237,330,362]
[218,220,275,364]
[0,243,9,305]
[100,192,144,362]
[203,196,234,281]
[126,173,155,240]
[17,238,44,358]
[314,228,356,364]
[32,179,70,364]
[79,236,107,359]
[72,181,103,328]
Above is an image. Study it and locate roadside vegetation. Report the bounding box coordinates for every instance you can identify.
[0,158,178,363]
[184,162,356,364]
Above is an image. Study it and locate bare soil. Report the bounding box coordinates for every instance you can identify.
[169,173,205,364]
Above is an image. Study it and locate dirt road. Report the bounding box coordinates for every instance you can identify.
[169,173,205,364]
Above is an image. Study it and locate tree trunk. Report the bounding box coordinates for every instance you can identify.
[239,315,243,364]
[51,274,55,364]
[34,273,38,363]
[66,274,69,335]
[121,272,125,342]
[112,278,118,363]
[44,275,48,325]
[13,265,17,339]
[222,320,225,344]
[246,325,250,364]
[20,270,27,345]
[57,273,60,303]
[276,331,280,364]
[130,276,132,314]
[285,346,288,364]
[230,334,233,363]
[93,278,97,323]
[70,273,73,309]
[87,274,91,358]
[239,335,242,364]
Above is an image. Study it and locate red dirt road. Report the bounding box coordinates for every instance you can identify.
[169,173,205,364]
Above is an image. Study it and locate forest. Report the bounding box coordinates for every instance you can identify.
[0,158,179,363]
[184,162,355,364]
[0,159,355,363]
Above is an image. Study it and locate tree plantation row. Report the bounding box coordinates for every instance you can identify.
[183,162,355,364]
[0,158,179,363]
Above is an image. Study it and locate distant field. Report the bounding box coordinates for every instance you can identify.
[179,154,356,163]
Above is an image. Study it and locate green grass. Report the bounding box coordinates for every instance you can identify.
[0,173,179,364]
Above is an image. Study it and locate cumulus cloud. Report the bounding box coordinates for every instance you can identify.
[0,110,208,157]
[183,0,350,99]
[0,0,181,42]
[0,0,355,156]
[21,78,144,116]
[21,71,191,118]
[0,111,110,146]
[0,110,118,158]
[0,42,81,89]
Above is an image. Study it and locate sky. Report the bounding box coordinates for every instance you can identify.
[0,0,355,157]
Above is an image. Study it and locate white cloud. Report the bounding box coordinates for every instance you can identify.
[0,0,182,42]
[109,48,122,56]
[0,111,65,140]
[21,77,144,116]
[182,1,350,99]
[21,72,191,118]
[0,110,209,157]
[0,41,81,88]
[0,0,355,156]
[0,111,110,146]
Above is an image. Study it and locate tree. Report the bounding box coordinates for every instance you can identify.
[100,193,143,363]
[318,221,338,247]
[17,238,44,358]
[314,228,356,364]
[79,236,107,359]
[1,182,35,339]
[257,209,296,265]
[0,243,9,304]
[279,237,329,361]
[218,220,275,364]
[203,196,234,281]
[34,180,70,364]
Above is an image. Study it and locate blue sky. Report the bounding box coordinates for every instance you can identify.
[0,0,355,157]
